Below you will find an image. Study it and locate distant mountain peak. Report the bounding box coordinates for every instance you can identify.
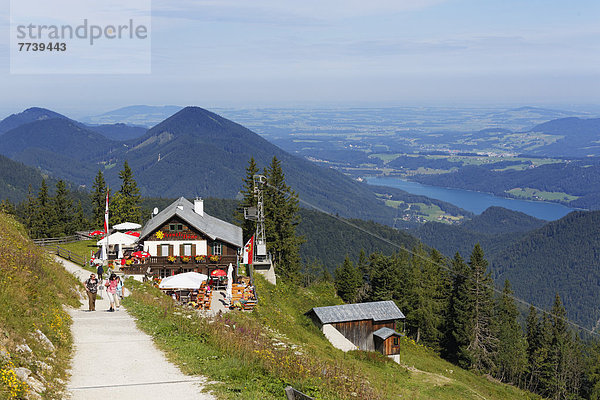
[0,107,69,135]
[144,106,245,138]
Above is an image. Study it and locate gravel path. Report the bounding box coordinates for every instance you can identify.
[56,257,215,400]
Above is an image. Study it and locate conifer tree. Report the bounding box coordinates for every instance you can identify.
[369,253,402,302]
[263,156,303,282]
[548,294,583,399]
[22,185,38,237]
[111,161,142,225]
[444,252,470,364]
[355,249,371,302]
[91,169,107,228]
[32,179,52,238]
[588,342,600,400]
[50,180,74,237]
[334,255,362,303]
[236,157,259,241]
[525,306,544,393]
[402,245,447,345]
[494,280,527,385]
[451,244,497,372]
[74,200,89,231]
[0,199,16,215]
[466,244,497,372]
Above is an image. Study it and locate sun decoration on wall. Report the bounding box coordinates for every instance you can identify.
[155,231,164,239]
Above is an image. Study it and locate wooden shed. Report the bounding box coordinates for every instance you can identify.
[307,301,405,354]
[373,327,403,355]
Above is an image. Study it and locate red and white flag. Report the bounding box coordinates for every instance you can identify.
[243,236,254,264]
[104,188,109,234]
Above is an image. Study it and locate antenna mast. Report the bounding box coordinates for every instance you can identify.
[253,175,267,261]
[243,174,275,284]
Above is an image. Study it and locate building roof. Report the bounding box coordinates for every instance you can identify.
[310,301,405,325]
[139,197,243,248]
[373,327,403,341]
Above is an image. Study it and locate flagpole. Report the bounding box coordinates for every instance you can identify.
[105,187,110,266]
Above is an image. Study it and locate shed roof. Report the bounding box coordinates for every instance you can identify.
[139,197,243,248]
[310,301,405,325]
[373,327,403,341]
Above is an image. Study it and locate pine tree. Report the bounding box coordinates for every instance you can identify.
[50,180,74,237]
[22,185,38,237]
[0,199,16,215]
[91,169,107,228]
[442,252,469,363]
[369,253,402,302]
[236,157,259,241]
[402,245,447,346]
[525,306,543,392]
[355,249,371,302]
[334,255,362,303]
[32,179,52,238]
[263,156,303,282]
[74,200,89,231]
[466,244,497,373]
[451,244,497,372]
[111,161,142,225]
[548,294,583,399]
[588,342,600,400]
[494,280,527,385]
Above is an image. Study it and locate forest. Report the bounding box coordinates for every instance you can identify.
[3,156,600,399]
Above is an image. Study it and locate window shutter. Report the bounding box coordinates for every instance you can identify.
[169,245,174,256]
[192,244,196,255]
[157,245,162,257]
[180,244,184,256]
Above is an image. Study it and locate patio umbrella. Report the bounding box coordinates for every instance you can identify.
[159,272,208,289]
[97,232,138,246]
[125,231,141,237]
[226,263,233,303]
[132,250,150,258]
[113,222,142,230]
[90,230,104,236]
[211,269,226,277]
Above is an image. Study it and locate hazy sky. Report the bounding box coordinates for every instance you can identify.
[1,0,599,117]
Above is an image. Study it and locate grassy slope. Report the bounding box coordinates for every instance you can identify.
[0,212,80,399]
[124,275,537,400]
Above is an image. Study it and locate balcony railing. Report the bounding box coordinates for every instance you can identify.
[147,255,237,266]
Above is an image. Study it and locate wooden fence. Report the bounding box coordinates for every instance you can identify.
[32,235,80,246]
[284,386,314,400]
[46,245,87,266]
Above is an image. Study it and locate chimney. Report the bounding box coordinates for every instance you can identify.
[194,198,204,216]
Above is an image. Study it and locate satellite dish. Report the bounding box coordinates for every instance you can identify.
[153,207,159,215]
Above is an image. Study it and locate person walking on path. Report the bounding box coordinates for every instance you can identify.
[105,273,119,312]
[84,273,99,311]
[96,264,104,282]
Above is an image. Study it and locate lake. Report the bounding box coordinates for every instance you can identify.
[365,176,577,221]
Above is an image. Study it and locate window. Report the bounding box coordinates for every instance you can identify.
[183,244,192,256]
[169,223,183,231]
[393,337,399,346]
[212,241,222,256]
[160,269,169,278]
[161,244,169,256]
